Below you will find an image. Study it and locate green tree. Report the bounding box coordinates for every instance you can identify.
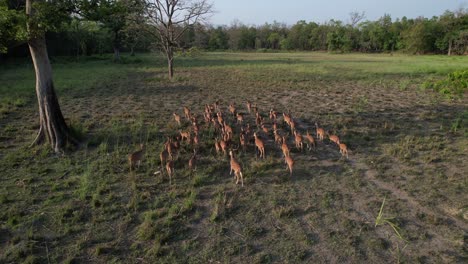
[208,26,229,50]
[79,0,139,60]
[0,0,79,152]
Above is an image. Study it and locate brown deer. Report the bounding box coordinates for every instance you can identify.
[160,147,169,171]
[289,119,296,133]
[236,112,244,125]
[285,155,294,176]
[315,122,325,141]
[229,150,244,186]
[269,108,278,120]
[173,113,181,126]
[217,111,224,126]
[165,139,175,160]
[183,106,191,120]
[253,132,265,159]
[229,103,236,116]
[261,123,269,135]
[214,139,221,155]
[219,139,228,156]
[305,130,316,151]
[188,150,197,171]
[240,133,247,152]
[328,134,340,146]
[283,112,292,126]
[339,143,349,159]
[255,112,262,127]
[180,130,191,143]
[166,160,175,184]
[273,129,282,145]
[223,122,233,139]
[128,144,145,171]
[281,136,290,158]
[294,130,303,151]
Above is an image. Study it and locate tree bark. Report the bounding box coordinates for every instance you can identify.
[113,30,121,61]
[167,46,174,79]
[27,0,77,153]
[113,47,120,61]
[448,39,452,56]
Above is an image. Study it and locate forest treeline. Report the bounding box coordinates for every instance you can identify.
[2,4,467,58]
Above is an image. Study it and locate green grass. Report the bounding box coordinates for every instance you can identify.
[0,51,467,263]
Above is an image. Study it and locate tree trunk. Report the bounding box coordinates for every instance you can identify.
[448,39,452,56]
[130,46,135,56]
[28,34,77,153]
[113,47,120,61]
[26,0,77,153]
[113,30,121,61]
[167,46,174,79]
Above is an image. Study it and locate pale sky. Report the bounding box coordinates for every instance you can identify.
[209,0,467,26]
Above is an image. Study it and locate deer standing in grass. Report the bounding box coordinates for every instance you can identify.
[274,129,282,145]
[294,130,303,151]
[240,134,247,152]
[284,155,294,176]
[173,113,181,126]
[246,101,252,113]
[255,112,262,127]
[166,160,175,184]
[289,119,296,134]
[253,132,265,159]
[283,112,292,126]
[165,139,175,160]
[339,143,349,159]
[305,130,316,151]
[180,131,191,143]
[214,139,221,155]
[229,103,236,116]
[281,136,290,158]
[236,113,244,125]
[183,106,191,120]
[315,123,325,141]
[160,147,169,171]
[128,144,145,171]
[223,122,233,140]
[188,150,197,171]
[261,124,269,135]
[328,134,340,146]
[219,139,228,156]
[229,150,244,186]
[269,109,278,121]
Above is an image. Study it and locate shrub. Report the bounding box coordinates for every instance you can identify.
[422,70,468,98]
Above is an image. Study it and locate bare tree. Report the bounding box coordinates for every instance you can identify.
[349,11,366,28]
[145,0,213,79]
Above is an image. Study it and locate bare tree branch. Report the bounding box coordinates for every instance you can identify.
[144,0,213,78]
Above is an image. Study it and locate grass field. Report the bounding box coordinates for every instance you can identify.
[0,52,467,263]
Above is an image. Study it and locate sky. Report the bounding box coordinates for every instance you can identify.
[209,0,467,26]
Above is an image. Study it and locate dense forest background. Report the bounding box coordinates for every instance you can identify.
[1,4,467,59]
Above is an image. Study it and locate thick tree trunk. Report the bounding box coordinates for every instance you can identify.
[448,39,452,56]
[28,35,77,153]
[26,0,77,153]
[113,47,120,61]
[167,46,174,79]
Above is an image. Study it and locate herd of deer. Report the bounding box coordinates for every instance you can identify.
[128,101,349,186]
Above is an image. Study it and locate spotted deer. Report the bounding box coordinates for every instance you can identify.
[253,132,265,159]
[315,122,325,141]
[128,144,145,171]
[229,150,244,186]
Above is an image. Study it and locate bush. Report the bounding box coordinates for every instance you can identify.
[422,70,468,98]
